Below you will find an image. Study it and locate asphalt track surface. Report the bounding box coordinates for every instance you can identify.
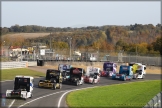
[1,66,161,108]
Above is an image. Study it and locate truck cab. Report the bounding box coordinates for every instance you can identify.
[132,63,146,79]
[58,64,72,79]
[84,66,100,84]
[63,67,86,86]
[101,62,117,77]
[6,76,34,100]
[38,69,62,90]
[112,65,133,81]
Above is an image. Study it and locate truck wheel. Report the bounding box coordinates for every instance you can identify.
[52,84,56,90]
[97,79,99,84]
[92,80,94,84]
[30,94,33,98]
[59,83,62,89]
[123,76,126,81]
[75,81,79,86]
[142,75,145,79]
[81,80,84,85]
[38,83,40,88]
[24,93,27,100]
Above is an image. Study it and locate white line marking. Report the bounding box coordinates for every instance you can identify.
[17,80,154,108]
[18,91,65,108]
[58,90,73,108]
[58,86,98,108]
[57,80,154,108]
[8,99,15,108]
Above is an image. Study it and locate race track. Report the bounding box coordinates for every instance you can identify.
[1,66,161,108]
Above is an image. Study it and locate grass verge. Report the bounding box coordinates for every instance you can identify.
[1,68,45,81]
[67,80,161,108]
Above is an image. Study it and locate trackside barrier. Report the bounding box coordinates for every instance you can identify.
[1,61,28,69]
[143,92,161,108]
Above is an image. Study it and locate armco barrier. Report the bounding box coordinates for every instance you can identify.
[1,61,28,69]
[143,92,161,108]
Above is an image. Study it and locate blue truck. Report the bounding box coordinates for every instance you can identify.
[112,65,133,81]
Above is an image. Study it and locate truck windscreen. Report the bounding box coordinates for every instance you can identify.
[104,63,113,71]
[14,78,30,92]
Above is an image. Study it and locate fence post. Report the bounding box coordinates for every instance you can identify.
[152,98,154,108]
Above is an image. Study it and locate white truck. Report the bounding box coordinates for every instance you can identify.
[132,63,146,79]
[58,64,72,79]
[6,75,34,100]
[84,66,101,84]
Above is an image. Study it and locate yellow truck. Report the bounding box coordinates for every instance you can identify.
[38,69,62,90]
[132,63,146,79]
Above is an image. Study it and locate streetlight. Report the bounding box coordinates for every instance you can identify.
[67,37,72,61]
[50,32,52,51]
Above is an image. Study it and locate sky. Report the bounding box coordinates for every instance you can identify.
[1,1,161,28]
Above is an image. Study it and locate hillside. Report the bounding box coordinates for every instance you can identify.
[1,24,161,55]
[1,33,50,39]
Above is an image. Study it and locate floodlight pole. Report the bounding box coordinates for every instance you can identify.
[67,37,72,61]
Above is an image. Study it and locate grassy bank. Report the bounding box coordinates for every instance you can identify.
[1,68,45,81]
[67,80,161,108]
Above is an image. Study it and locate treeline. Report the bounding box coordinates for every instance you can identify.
[1,23,161,55]
[1,23,161,35]
[1,24,100,34]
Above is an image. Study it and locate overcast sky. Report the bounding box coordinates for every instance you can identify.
[1,1,161,28]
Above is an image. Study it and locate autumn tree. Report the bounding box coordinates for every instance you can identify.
[136,43,148,54]
[152,36,162,55]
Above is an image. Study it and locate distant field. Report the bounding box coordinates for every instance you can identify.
[2,33,50,39]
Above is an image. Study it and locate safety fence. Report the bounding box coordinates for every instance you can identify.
[106,56,161,66]
[143,92,161,108]
[1,61,28,69]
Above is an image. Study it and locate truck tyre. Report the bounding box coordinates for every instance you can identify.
[75,81,79,86]
[123,75,126,81]
[24,93,27,100]
[142,75,145,79]
[97,79,100,84]
[92,79,94,84]
[38,83,40,88]
[59,83,62,89]
[52,84,56,90]
[30,93,33,98]
[81,80,84,85]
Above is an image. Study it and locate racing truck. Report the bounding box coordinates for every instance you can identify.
[62,67,85,86]
[58,64,72,72]
[6,75,34,100]
[132,63,146,79]
[112,65,133,81]
[58,64,72,80]
[101,62,117,77]
[38,69,62,90]
[84,66,100,84]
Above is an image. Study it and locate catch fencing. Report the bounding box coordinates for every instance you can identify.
[143,92,161,108]
[1,49,162,67]
[105,56,161,66]
[1,61,28,69]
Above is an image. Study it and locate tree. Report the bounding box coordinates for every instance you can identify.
[105,29,113,43]
[136,43,148,54]
[152,36,162,55]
